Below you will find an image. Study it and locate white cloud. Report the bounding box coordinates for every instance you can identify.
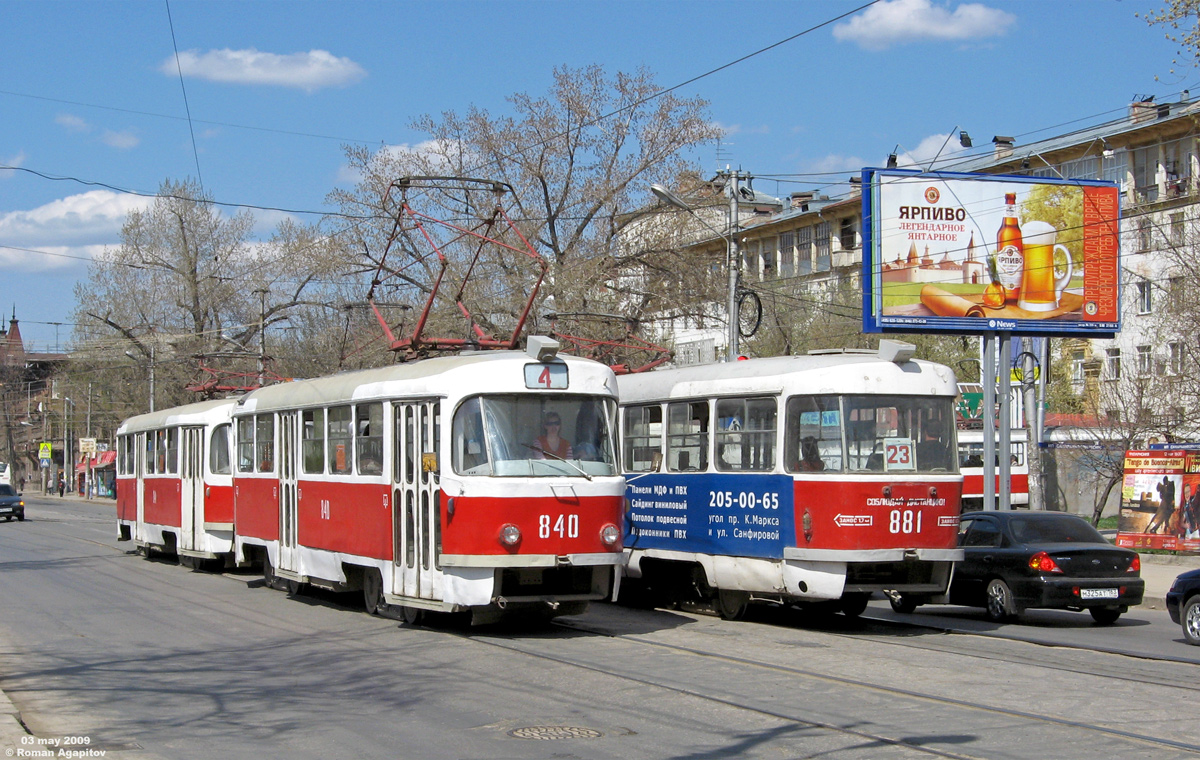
[0,191,148,271]
[833,0,1015,51]
[807,153,870,175]
[336,139,457,185]
[715,121,771,136]
[899,132,973,169]
[100,130,140,150]
[56,113,91,133]
[164,48,367,92]
[0,151,27,179]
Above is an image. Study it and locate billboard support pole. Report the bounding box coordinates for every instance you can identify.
[983,332,997,510]
[999,333,1012,510]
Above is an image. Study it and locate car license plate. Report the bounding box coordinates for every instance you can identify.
[1080,588,1119,600]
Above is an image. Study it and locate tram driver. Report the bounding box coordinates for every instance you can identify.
[532,412,573,460]
[915,415,952,471]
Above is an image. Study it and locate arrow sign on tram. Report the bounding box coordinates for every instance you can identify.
[834,514,873,527]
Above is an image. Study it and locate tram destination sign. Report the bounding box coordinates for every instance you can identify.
[862,168,1121,337]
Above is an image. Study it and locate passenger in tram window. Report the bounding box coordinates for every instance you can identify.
[915,416,951,471]
[795,436,825,472]
[532,412,572,460]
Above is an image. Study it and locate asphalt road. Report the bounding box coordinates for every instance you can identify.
[1,494,1199,760]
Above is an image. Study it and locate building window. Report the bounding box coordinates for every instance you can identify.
[779,231,795,278]
[761,235,777,278]
[1137,345,1152,376]
[1168,341,1184,376]
[814,221,831,272]
[797,227,813,275]
[1171,212,1186,247]
[1104,348,1121,381]
[839,217,857,250]
[1071,349,1086,383]
[1137,279,1153,314]
[1137,218,1152,251]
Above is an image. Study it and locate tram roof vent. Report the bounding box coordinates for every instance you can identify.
[807,348,876,356]
[527,335,560,362]
[878,340,916,364]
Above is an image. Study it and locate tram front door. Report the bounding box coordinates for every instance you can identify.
[392,401,441,601]
[179,426,204,553]
[278,411,300,576]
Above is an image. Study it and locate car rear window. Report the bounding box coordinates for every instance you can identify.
[1009,516,1104,544]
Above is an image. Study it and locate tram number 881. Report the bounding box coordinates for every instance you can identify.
[539,513,580,539]
[889,509,922,534]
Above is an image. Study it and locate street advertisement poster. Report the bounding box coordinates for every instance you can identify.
[1117,450,1200,553]
[862,169,1121,337]
[625,473,794,559]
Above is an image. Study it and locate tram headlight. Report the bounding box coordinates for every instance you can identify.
[499,523,522,547]
[600,523,620,546]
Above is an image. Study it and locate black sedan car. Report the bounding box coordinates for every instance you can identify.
[0,484,25,521]
[1166,569,1200,645]
[891,511,1143,624]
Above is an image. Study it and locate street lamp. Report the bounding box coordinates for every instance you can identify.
[650,180,742,361]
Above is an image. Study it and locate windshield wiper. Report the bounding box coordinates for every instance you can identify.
[521,443,592,481]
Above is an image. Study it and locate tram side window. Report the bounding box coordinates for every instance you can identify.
[667,401,708,472]
[715,397,776,471]
[302,409,324,474]
[623,404,662,472]
[154,430,168,473]
[236,417,255,473]
[452,398,489,475]
[164,428,179,474]
[145,432,157,475]
[255,415,274,473]
[209,424,231,475]
[784,396,842,473]
[328,405,353,475]
[356,402,383,475]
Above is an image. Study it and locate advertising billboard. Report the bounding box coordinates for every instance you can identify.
[863,169,1121,336]
[1117,449,1200,553]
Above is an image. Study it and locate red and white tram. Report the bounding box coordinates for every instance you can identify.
[117,341,626,623]
[116,399,236,563]
[617,342,964,618]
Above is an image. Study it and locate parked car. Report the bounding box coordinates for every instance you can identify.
[0,484,25,521]
[890,511,1143,624]
[1166,569,1200,645]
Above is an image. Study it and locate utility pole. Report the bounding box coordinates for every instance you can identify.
[256,288,268,387]
[725,169,741,361]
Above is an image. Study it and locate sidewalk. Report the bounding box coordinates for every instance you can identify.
[1137,551,1200,610]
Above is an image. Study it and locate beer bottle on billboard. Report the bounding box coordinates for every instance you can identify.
[995,192,1023,303]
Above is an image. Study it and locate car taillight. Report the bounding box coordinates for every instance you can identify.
[499,523,521,547]
[600,523,620,546]
[1128,555,1140,573]
[1029,551,1063,573]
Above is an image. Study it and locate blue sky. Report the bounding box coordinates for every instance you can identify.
[0,0,1189,350]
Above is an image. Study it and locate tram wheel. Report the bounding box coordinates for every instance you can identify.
[401,605,426,627]
[363,569,385,615]
[839,593,870,618]
[888,592,919,615]
[262,553,279,590]
[985,579,1016,622]
[285,579,302,597]
[716,590,749,620]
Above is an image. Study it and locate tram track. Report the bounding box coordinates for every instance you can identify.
[457,611,1200,759]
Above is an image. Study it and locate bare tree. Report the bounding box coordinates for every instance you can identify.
[71,179,343,412]
[327,65,720,350]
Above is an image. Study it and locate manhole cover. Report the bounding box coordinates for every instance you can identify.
[507,725,603,740]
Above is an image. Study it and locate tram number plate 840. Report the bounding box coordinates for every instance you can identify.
[539,513,579,538]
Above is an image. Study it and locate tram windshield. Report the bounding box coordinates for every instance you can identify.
[785,394,957,473]
[452,395,618,477]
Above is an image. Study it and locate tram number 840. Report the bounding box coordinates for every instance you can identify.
[889,509,922,534]
[539,513,580,539]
